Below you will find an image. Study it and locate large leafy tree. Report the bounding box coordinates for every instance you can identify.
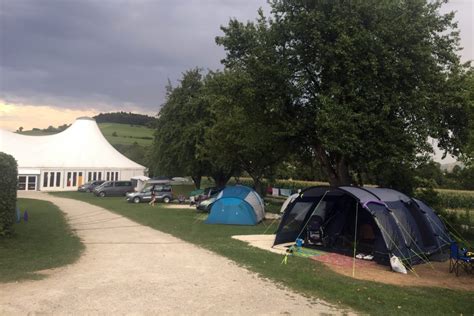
[460,70,474,165]
[217,0,472,190]
[203,69,293,194]
[150,69,209,188]
[150,69,238,188]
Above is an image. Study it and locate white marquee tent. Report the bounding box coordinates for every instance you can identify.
[0,117,146,191]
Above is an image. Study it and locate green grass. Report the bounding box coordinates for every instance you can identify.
[0,199,84,283]
[98,123,154,146]
[51,192,473,315]
[18,122,155,146]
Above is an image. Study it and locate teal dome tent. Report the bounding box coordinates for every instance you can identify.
[206,185,265,225]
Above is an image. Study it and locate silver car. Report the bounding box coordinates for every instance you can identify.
[126,184,173,204]
[93,181,134,197]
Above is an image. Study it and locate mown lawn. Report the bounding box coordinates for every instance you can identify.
[0,199,84,283]
[51,192,473,315]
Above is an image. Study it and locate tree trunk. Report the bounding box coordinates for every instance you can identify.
[211,169,233,188]
[314,144,352,187]
[191,175,202,189]
[251,176,266,196]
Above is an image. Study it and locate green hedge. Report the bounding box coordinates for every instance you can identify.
[0,152,18,237]
[229,177,327,194]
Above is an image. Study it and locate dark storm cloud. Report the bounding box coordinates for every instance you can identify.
[0,1,471,113]
[0,0,268,112]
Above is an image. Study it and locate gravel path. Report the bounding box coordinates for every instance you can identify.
[1,192,347,315]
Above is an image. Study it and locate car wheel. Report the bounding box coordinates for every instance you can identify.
[133,197,141,204]
[163,197,170,204]
[99,191,106,197]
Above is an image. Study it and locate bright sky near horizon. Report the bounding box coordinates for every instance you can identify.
[0,0,472,163]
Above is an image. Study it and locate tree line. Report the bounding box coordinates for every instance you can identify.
[149,0,473,195]
[94,112,156,127]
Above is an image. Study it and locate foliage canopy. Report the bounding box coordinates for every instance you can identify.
[216,0,472,191]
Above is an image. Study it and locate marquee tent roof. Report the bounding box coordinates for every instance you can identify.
[0,117,145,170]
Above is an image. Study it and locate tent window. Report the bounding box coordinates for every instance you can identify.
[281,202,314,233]
[88,172,92,182]
[93,172,96,181]
[115,172,119,180]
[49,172,55,187]
[72,172,77,186]
[98,172,102,180]
[67,172,72,186]
[56,172,61,187]
[43,172,48,187]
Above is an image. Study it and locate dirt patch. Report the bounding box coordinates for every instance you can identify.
[162,203,196,209]
[329,260,473,291]
[236,234,474,292]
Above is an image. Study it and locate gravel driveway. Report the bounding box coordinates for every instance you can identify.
[1,192,347,315]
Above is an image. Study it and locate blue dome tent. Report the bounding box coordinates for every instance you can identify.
[206,185,265,225]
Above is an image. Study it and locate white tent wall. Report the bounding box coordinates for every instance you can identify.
[243,191,265,222]
[0,117,146,191]
[37,168,145,192]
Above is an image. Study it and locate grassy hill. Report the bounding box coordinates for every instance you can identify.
[17,123,154,166]
[18,123,154,146]
[98,123,154,146]
[18,130,58,136]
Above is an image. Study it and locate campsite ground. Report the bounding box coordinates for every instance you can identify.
[0,192,342,315]
[46,191,473,315]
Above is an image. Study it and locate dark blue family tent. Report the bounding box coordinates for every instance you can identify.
[274,186,452,266]
[206,185,265,225]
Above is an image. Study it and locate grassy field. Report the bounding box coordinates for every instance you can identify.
[51,192,473,315]
[0,199,84,283]
[18,123,154,146]
[436,188,474,196]
[98,122,154,146]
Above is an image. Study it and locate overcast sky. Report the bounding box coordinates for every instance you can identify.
[0,0,472,135]
[0,0,270,114]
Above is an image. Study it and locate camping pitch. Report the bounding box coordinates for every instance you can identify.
[206,185,265,225]
[274,186,452,267]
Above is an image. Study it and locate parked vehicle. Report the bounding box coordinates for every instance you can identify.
[195,187,223,211]
[126,184,173,204]
[93,181,134,197]
[197,187,223,202]
[196,194,218,212]
[78,180,105,192]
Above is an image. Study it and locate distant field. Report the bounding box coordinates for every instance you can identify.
[97,123,154,146]
[18,123,155,146]
[18,130,57,136]
[436,188,474,196]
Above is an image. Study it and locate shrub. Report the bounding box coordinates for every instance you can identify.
[0,152,18,237]
[414,187,441,209]
[228,177,328,196]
